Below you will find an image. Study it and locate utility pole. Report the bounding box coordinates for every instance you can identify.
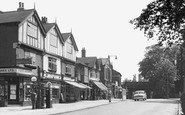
[36,66,41,109]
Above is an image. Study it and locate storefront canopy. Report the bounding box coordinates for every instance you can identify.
[64,81,86,89]
[93,81,108,91]
[79,83,92,89]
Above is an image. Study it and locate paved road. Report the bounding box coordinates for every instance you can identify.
[58,99,179,115]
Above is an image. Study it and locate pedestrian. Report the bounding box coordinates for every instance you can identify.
[120,91,123,101]
[108,90,111,103]
[31,91,37,109]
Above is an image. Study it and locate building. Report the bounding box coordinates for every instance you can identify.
[61,32,86,102]
[112,69,122,98]
[0,3,46,106]
[41,17,64,104]
[78,48,107,100]
[98,58,113,90]
[76,57,92,100]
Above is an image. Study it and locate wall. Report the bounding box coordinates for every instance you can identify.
[0,23,18,66]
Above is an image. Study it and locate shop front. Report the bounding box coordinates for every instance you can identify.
[61,77,87,103]
[42,72,62,104]
[0,67,35,106]
[90,81,108,100]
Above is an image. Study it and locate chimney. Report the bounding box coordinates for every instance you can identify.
[17,2,24,11]
[82,47,86,57]
[41,16,48,24]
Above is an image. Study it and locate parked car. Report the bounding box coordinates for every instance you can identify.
[133,90,147,101]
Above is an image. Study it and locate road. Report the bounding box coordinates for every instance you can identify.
[57,99,179,115]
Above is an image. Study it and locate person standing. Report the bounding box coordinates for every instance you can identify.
[108,90,111,103]
[31,91,37,109]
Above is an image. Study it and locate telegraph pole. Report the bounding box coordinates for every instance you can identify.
[36,66,41,109]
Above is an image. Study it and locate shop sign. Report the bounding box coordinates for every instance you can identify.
[0,68,17,73]
[17,68,32,75]
[63,76,75,81]
[44,73,61,80]
[0,68,32,75]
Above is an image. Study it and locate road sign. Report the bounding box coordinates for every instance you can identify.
[17,58,32,64]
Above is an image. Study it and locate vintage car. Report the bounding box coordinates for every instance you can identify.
[133,90,147,101]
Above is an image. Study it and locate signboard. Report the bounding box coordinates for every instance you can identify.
[17,58,32,64]
[44,73,61,80]
[0,68,32,75]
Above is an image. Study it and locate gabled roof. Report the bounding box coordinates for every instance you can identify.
[62,32,78,51]
[76,58,89,67]
[113,69,122,76]
[43,23,64,43]
[0,9,46,36]
[98,58,109,65]
[0,9,34,24]
[43,23,55,33]
[77,57,97,68]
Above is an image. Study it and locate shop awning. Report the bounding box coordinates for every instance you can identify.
[64,81,86,89]
[93,81,108,91]
[79,83,92,89]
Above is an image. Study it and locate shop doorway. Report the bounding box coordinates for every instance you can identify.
[8,82,19,104]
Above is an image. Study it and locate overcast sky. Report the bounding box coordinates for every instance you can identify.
[0,0,157,81]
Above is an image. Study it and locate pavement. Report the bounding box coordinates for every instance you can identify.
[0,98,123,115]
[178,100,183,115]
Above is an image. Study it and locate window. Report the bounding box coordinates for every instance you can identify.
[27,23,37,38]
[27,22,38,48]
[50,33,57,47]
[52,88,59,99]
[48,57,57,72]
[67,42,73,54]
[25,84,31,101]
[65,65,71,75]
[24,51,36,65]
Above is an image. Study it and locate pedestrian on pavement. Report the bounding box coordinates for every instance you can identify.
[108,90,111,103]
[31,91,37,109]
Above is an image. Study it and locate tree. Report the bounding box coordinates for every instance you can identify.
[132,74,137,82]
[154,59,176,98]
[130,0,185,45]
[139,44,178,98]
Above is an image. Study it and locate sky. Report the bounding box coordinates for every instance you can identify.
[0,0,157,81]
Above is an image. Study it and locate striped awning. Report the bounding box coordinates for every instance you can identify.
[79,83,92,89]
[64,81,86,89]
[93,81,108,91]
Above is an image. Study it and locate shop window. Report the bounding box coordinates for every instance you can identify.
[52,88,59,99]
[24,84,31,101]
[0,84,4,96]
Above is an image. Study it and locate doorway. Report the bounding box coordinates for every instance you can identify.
[8,80,19,104]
